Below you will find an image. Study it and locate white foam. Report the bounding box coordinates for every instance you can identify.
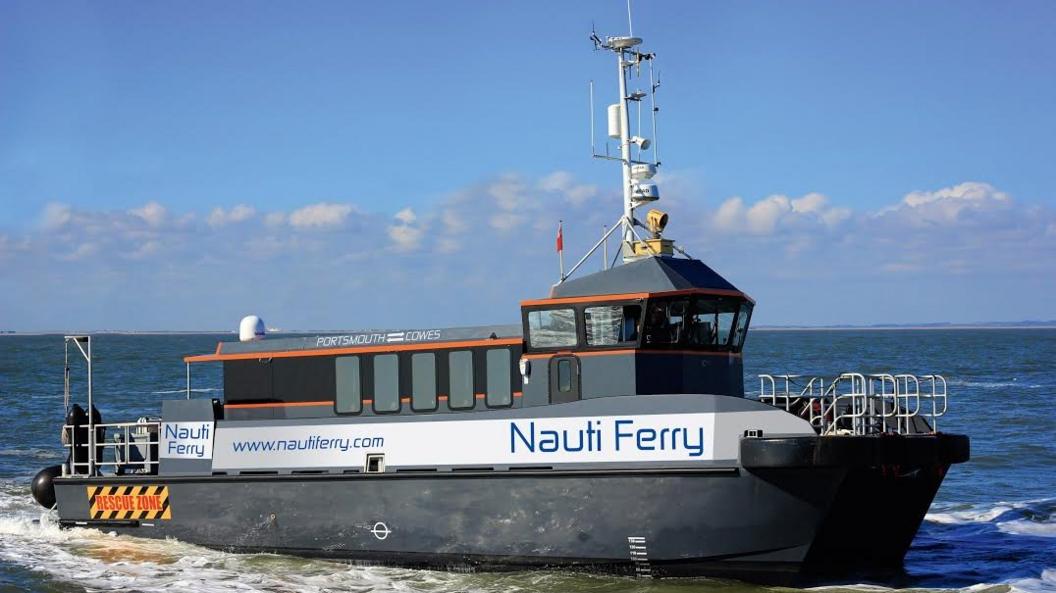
[1009,569,1056,593]
[997,520,1056,538]
[927,505,1016,524]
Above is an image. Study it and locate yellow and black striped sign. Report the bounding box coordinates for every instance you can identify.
[86,485,171,520]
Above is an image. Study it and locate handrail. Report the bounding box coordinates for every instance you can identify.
[757,372,948,436]
[63,420,160,476]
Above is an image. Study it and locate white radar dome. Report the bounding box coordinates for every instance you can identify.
[239,315,266,342]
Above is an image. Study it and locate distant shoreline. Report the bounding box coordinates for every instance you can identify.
[2,323,1055,336]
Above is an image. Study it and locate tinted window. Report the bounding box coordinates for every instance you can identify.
[485,348,512,407]
[411,353,437,411]
[734,303,753,350]
[687,297,740,348]
[272,356,336,402]
[585,305,641,346]
[335,356,361,414]
[223,360,272,403]
[643,300,687,345]
[557,359,572,392]
[528,308,577,348]
[373,354,400,412]
[448,350,474,409]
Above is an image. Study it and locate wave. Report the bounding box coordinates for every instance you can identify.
[997,520,1056,538]
[1009,569,1056,593]
[926,498,1054,525]
[946,379,1044,389]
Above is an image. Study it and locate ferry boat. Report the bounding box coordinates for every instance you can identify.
[31,11,969,583]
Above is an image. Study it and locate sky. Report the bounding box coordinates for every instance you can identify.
[1,0,1054,331]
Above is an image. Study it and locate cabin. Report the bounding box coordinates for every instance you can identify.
[185,256,753,421]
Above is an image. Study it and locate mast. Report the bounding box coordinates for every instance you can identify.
[559,5,676,284]
[616,46,634,256]
[589,10,666,264]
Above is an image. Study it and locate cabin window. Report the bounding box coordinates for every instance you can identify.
[644,300,687,345]
[734,303,753,350]
[687,297,739,348]
[527,308,577,348]
[557,359,573,392]
[485,348,512,407]
[373,354,400,413]
[411,353,437,411]
[584,304,641,346]
[448,350,474,409]
[335,356,361,414]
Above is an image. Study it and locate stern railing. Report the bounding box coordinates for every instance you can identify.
[63,419,160,476]
[758,372,947,436]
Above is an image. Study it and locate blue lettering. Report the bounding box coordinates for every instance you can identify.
[510,421,535,453]
[636,428,656,451]
[539,430,559,452]
[614,419,634,451]
[684,427,705,457]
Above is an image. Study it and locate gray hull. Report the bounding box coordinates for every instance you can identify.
[56,466,844,578]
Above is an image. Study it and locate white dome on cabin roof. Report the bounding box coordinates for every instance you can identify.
[239,315,266,342]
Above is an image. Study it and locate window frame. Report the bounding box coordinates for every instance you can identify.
[334,355,362,415]
[582,302,643,349]
[641,295,748,352]
[410,352,438,412]
[484,348,513,408]
[447,349,476,410]
[523,306,581,351]
[372,353,401,414]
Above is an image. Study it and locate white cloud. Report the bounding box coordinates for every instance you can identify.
[42,203,72,229]
[58,242,98,261]
[387,208,425,252]
[207,204,256,227]
[388,224,425,252]
[4,174,1054,330]
[263,212,287,227]
[538,171,599,206]
[881,181,1011,226]
[394,207,417,225]
[129,201,167,227]
[288,202,354,229]
[711,192,850,235]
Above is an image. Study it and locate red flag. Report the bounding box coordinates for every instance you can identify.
[556,222,564,253]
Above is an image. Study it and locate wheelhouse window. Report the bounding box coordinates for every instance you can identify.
[527,308,578,349]
[734,302,753,350]
[687,297,739,348]
[584,304,641,346]
[448,350,474,409]
[485,348,512,407]
[411,353,437,411]
[373,354,400,413]
[642,295,749,351]
[335,356,361,414]
[644,300,687,345]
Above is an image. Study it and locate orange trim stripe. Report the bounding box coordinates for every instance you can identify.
[225,392,524,410]
[521,288,753,307]
[224,400,333,409]
[185,337,522,364]
[522,349,741,360]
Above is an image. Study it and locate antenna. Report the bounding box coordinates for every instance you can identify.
[649,62,661,166]
[559,2,680,284]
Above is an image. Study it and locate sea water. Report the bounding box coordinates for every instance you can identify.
[0,330,1053,593]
